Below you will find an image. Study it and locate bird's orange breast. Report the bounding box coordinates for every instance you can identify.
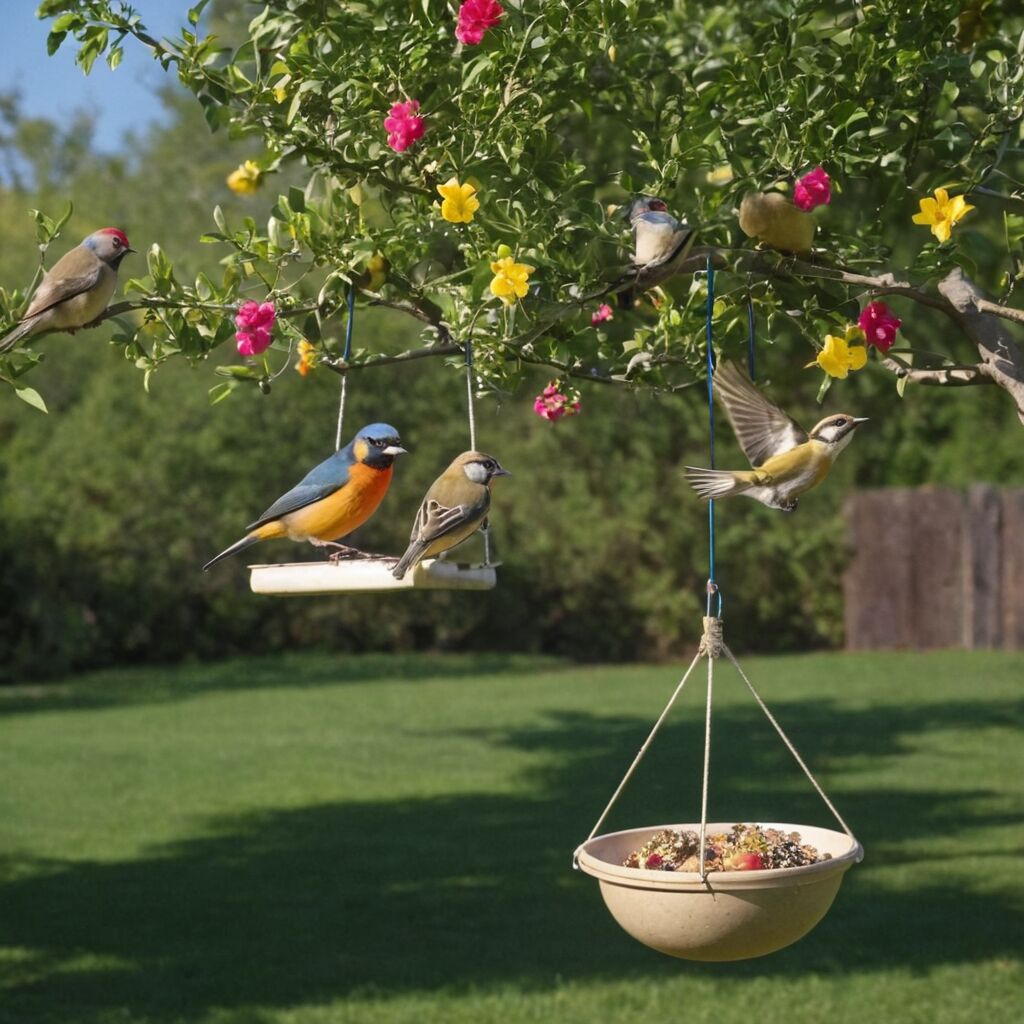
[282,463,394,542]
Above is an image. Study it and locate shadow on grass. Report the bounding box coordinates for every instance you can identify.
[2,691,1022,1022]
[0,650,564,717]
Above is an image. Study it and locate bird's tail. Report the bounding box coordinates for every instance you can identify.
[203,533,261,572]
[684,466,756,500]
[391,542,427,580]
[0,319,36,355]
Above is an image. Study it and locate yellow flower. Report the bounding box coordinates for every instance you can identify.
[911,187,974,243]
[437,176,480,223]
[807,325,868,379]
[227,160,262,196]
[273,85,288,104]
[295,339,316,377]
[489,255,535,304]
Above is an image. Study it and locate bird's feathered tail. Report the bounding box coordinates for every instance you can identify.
[684,466,756,500]
[0,318,37,355]
[203,533,261,572]
[391,542,427,580]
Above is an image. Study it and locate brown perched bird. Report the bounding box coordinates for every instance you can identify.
[392,451,510,579]
[0,228,135,354]
[685,361,867,511]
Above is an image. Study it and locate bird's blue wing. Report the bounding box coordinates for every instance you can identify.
[246,446,354,530]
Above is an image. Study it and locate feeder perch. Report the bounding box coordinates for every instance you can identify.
[249,558,496,595]
[576,821,862,961]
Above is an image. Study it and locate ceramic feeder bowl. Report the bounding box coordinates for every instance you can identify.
[576,821,863,962]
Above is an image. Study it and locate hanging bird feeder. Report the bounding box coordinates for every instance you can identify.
[573,261,863,962]
[249,290,499,595]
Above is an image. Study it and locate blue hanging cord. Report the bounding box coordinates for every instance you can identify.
[705,256,722,618]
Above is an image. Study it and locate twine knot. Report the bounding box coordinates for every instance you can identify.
[699,615,724,658]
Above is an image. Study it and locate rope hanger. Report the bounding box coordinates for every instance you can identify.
[332,288,494,566]
[574,258,856,877]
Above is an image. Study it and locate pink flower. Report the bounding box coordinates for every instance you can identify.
[793,166,831,211]
[591,303,614,326]
[858,300,902,352]
[456,0,504,45]
[384,99,425,153]
[533,381,581,422]
[235,300,277,357]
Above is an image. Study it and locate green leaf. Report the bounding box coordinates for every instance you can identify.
[15,386,48,413]
[896,374,908,398]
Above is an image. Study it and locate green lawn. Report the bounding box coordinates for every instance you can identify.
[1,648,1021,1024]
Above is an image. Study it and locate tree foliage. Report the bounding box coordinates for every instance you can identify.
[2,0,1023,415]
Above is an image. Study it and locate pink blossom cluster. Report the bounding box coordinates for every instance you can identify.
[456,0,504,45]
[533,382,581,422]
[858,300,902,352]
[384,99,425,153]
[793,166,831,211]
[591,303,613,326]
[235,300,277,357]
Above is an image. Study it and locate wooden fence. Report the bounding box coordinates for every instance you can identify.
[843,486,1024,650]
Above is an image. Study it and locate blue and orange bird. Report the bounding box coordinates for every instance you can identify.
[203,423,407,571]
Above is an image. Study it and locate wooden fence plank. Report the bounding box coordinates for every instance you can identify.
[844,486,1023,651]
[1000,490,1024,650]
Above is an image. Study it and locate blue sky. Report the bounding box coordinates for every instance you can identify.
[0,3,188,152]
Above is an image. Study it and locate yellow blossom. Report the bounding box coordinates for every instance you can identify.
[437,177,479,223]
[227,160,262,196]
[273,85,288,104]
[911,187,974,243]
[807,325,868,379]
[295,339,316,377]
[489,255,535,304]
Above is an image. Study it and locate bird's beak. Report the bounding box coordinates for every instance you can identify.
[125,247,137,254]
[493,467,512,477]
[852,417,869,425]
[383,445,407,456]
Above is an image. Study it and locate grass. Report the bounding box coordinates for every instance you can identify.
[0,648,1021,1024]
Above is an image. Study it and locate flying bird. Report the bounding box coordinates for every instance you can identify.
[620,195,694,308]
[391,451,510,580]
[685,360,867,511]
[203,423,407,570]
[0,228,135,354]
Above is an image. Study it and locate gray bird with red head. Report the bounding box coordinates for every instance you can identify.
[0,227,136,354]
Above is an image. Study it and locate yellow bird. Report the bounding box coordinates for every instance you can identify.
[685,360,867,512]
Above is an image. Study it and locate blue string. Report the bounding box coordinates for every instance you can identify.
[705,256,721,618]
[343,286,355,362]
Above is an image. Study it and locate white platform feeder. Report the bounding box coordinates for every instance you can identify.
[249,558,496,595]
[576,821,862,961]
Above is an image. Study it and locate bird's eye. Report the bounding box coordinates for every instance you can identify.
[112,238,121,248]
[834,418,847,427]
[484,460,495,471]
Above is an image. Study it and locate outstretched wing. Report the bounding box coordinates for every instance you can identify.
[246,449,354,530]
[713,360,807,467]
